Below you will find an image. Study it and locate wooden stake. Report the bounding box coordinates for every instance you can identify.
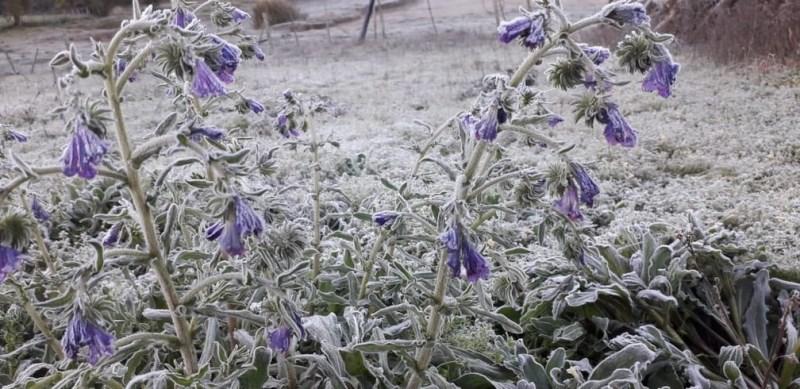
[31,48,39,74]
[358,0,377,43]
[426,0,438,34]
[4,51,19,75]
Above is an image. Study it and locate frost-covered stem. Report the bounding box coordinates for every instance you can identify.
[103,36,197,374]
[358,232,387,299]
[0,166,127,205]
[408,143,487,388]
[21,193,56,272]
[408,34,563,386]
[309,126,323,279]
[11,279,65,360]
[115,42,152,94]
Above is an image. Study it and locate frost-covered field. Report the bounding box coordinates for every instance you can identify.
[2,0,799,265]
[2,0,800,387]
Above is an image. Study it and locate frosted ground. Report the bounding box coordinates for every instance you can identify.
[1,0,799,266]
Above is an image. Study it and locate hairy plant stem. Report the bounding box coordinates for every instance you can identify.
[21,193,56,273]
[10,279,65,360]
[406,29,569,385]
[358,231,387,300]
[309,125,323,280]
[104,34,197,373]
[0,166,128,206]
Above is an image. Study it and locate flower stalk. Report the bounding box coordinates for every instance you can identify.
[103,32,197,374]
[10,278,65,360]
[309,124,323,280]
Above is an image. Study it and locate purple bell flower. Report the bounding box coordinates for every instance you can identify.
[498,14,546,49]
[570,163,600,207]
[596,104,638,148]
[523,15,547,49]
[61,120,109,180]
[30,195,50,223]
[102,223,122,248]
[607,3,650,26]
[207,196,264,257]
[642,49,680,98]
[440,224,490,283]
[0,245,23,283]
[554,183,583,221]
[246,99,265,114]
[231,7,250,23]
[61,309,115,365]
[497,16,533,43]
[189,126,226,142]
[5,129,28,143]
[191,58,227,98]
[174,7,196,28]
[580,45,611,65]
[372,211,399,228]
[209,36,242,84]
[269,326,293,354]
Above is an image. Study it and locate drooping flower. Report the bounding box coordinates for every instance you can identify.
[606,3,650,26]
[30,195,50,223]
[596,104,638,148]
[191,58,227,98]
[246,99,265,114]
[189,126,226,142]
[61,309,115,365]
[231,7,250,23]
[102,223,122,248]
[474,111,499,142]
[61,120,109,180]
[642,47,680,98]
[554,183,583,221]
[269,326,293,354]
[4,129,28,143]
[0,245,23,283]
[497,16,533,43]
[372,211,399,229]
[580,45,611,65]
[276,113,301,138]
[547,114,564,128]
[497,13,546,49]
[174,7,196,28]
[206,195,264,257]
[440,224,490,283]
[570,163,600,207]
[208,35,242,84]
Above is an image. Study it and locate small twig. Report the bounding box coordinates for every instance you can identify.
[4,51,19,75]
[425,0,438,34]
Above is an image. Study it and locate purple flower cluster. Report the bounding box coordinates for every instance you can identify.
[440,224,490,283]
[0,245,22,283]
[208,35,242,84]
[61,309,115,365]
[596,103,638,148]
[246,99,265,114]
[231,7,250,24]
[498,14,547,49]
[372,211,399,229]
[206,195,265,257]
[276,113,301,138]
[463,107,507,143]
[643,47,680,98]
[61,120,109,180]
[553,164,601,221]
